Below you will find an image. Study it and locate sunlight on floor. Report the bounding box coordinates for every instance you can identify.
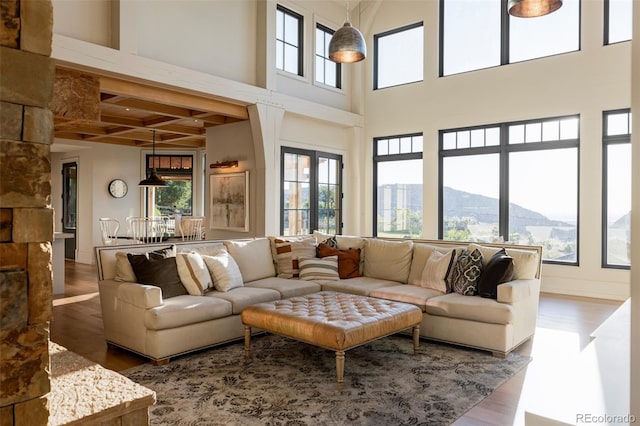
[53,292,99,306]
[514,327,582,425]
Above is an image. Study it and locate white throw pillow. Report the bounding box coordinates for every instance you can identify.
[176,252,212,295]
[202,252,244,292]
[419,250,455,293]
[298,256,340,281]
[223,238,275,282]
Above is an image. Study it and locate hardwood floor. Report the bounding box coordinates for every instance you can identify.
[50,260,624,425]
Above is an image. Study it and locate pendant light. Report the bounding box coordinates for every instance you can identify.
[328,1,366,63]
[139,130,168,187]
[508,0,562,18]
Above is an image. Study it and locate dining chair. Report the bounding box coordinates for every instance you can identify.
[179,216,205,241]
[128,217,168,244]
[98,218,120,245]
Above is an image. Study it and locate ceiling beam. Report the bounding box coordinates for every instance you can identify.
[100,75,249,120]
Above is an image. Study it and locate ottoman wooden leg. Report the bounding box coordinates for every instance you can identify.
[335,350,345,390]
[412,325,420,354]
[244,326,251,359]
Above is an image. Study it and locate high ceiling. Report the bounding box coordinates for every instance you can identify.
[52,70,250,149]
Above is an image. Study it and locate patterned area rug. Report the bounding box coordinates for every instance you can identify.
[122,334,530,426]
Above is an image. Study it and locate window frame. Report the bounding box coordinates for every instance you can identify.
[315,23,342,89]
[373,132,424,237]
[276,4,304,77]
[602,108,632,269]
[373,21,424,90]
[144,153,195,217]
[439,115,581,266]
[603,0,633,45]
[280,147,343,236]
[439,0,582,77]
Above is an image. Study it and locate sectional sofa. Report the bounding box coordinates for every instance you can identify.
[95,234,542,365]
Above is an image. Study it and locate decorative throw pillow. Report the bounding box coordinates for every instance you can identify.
[448,248,483,296]
[274,237,317,278]
[315,235,337,256]
[317,243,360,279]
[477,248,514,299]
[418,249,456,293]
[202,251,244,292]
[114,252,137,282]
[176,252,212,295]
[115,245,177,282]
[127,252,187,299]
[298,256,340,281]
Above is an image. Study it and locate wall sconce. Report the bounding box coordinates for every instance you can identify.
[210,161,239,169]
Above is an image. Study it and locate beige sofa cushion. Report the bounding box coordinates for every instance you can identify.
[369,285,443,311]
[245,276,321,298]
[206,287,280,314]
[468,243,539,280]
[318,276,399,296]
[363,239,413,283]
[145,295,232,330]
[224,238,276,282]
[425,293,513,325]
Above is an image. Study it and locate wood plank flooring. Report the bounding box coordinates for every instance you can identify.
[50,260,623,425]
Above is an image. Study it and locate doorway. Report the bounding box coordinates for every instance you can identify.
[62,162,77,260]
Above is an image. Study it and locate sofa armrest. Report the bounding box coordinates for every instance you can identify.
[497,279,541,304]
[116,282,163,309]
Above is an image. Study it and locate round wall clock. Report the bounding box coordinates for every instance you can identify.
[108,179,128,198]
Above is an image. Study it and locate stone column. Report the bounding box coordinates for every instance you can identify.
[0,1,55,424]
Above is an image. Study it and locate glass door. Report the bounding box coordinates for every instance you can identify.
[62,162,77,259]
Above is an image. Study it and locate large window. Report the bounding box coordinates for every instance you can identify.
[374,22,424,89]
[315,24,341,88]
[603,109,632,268]
[604,0,633,44]
[440,116,580,264]
[281,148,342,236]
[144,154,194,217]
[276,5,303,76]
[374,133,423,238]
[440,0,580,76]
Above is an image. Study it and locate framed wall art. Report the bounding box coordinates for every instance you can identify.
[209,171,249,232]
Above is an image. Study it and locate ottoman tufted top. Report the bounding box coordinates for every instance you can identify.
[241,291,422,351]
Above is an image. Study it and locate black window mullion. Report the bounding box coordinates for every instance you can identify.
[499,124,510,241]
[501,0,510,65]
[310,152,319,233]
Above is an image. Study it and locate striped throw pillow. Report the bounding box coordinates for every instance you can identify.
[176,252,212,295]
[298,256,339,281]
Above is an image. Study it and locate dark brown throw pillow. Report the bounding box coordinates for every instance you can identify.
[317,243,360,279]
[127,252,187,299]
[477,248,514,299]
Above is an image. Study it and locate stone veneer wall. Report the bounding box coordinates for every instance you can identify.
[0,0,55,424]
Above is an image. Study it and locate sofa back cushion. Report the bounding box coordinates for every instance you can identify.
[468,243,539,280]
[363,239,413,283]
[224,238,276,282]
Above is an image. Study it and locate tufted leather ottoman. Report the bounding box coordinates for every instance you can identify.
[241,291,422,389]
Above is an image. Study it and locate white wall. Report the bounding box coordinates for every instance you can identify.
[135,0,257,86]
[52,0,113,48]
[361,0,632,300]
[51,142,142,264]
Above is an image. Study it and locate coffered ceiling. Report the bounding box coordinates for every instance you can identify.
[52,70,250,149]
